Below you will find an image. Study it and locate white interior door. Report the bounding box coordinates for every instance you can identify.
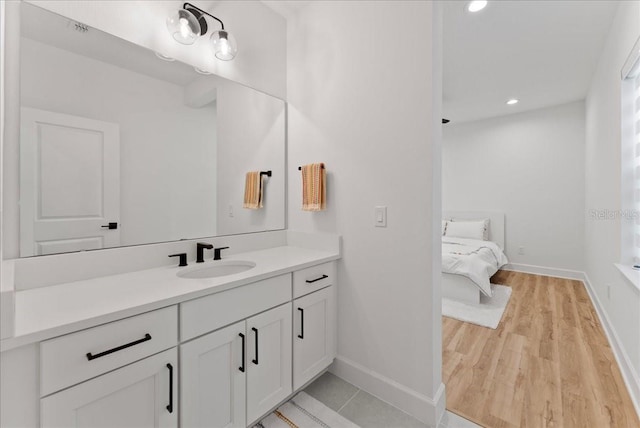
[20,107,120,256]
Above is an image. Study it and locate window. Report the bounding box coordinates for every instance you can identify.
[622,37,640,265]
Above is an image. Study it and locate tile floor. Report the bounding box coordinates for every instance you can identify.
[303,372,480,428]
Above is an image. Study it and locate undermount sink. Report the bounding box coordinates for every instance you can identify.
[177,260,256,279]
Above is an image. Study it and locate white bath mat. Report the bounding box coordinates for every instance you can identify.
[442,284,512,329]
[255,391,360,428]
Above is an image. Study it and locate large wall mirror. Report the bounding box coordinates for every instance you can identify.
[4,3,286,258]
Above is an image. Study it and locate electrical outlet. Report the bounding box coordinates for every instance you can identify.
[228,204,234,217]
[518,246,525,255]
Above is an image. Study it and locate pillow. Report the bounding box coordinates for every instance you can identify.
[441,220,448,236]
[451,218,490,240]
[445,220,486,241]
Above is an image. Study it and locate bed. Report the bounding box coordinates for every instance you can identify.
[442,211,508,304]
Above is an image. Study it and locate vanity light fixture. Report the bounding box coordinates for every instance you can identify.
[467,1,488,13]
[506,99,519,105]
[166,2,237,61]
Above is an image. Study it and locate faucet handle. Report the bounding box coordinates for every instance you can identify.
[169,253,188,267]
[213,247,229,261]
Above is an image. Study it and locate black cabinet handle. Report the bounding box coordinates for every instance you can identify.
[86,333,152,361]
[101,222,118,230]
[298,308,304,339]
[166,363,174,414]
[252,327,259,365]
[306,274,328,284]
[239,333,246,373]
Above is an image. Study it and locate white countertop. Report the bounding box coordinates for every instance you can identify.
[1,245,339,352]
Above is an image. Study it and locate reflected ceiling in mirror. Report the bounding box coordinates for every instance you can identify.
[7,3,285,258]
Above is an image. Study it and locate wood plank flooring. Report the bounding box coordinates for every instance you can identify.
[442,270,639,428]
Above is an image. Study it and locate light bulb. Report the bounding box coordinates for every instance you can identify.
[210,30,237,61]
[179,18,191,39]
[467,1,488,12]
[166,9,201,45]
[506,99,519,105]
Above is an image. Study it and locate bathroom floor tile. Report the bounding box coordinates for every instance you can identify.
[338,390,429,428]
[440,411,481,428]
[303,372,359,412]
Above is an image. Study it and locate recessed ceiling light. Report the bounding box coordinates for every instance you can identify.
[506,99,519,105]
[194,67,212,75]
[155,52,175,62]
[467,1,488,13]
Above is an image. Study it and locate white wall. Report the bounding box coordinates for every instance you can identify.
[216,81,286,235]
[287,1,444,424]
[443,101,586,271]
[585,0,640,409]
[5,37,217,256]
[27,0,287,99]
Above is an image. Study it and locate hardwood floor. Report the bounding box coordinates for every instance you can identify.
[442,270,639,428]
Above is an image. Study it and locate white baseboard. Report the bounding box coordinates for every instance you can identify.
[581,273,640,417]
[505,264,640,418]
[329,356,446,427]
[502,263,586,281]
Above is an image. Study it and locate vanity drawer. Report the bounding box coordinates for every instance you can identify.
[40,306,177,396]
[293,262,336,298]
[181,273,292,341]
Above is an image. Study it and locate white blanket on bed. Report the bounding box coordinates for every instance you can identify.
[442,237,508,296]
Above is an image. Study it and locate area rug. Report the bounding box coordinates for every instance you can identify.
[254,391,360,428]
[442,284,512,329]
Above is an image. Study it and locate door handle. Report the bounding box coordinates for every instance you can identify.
[86,333,151,361]
[101,222,118,230]
[252,327,259,365]
[239,333,246,373]
[298,308,304,339]
[306,274,328,284]
[166,363,174,414]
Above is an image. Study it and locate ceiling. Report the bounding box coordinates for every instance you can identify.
[443,0,619,123]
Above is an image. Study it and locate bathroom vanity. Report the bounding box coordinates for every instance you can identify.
[0,232,340,428]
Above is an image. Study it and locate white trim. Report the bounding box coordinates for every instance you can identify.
[501,263,586,281]
[329,356,446,426]
[615,263,640,292]
[582,273,640,418]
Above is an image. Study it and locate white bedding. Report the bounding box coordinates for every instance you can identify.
[442,237,509,297]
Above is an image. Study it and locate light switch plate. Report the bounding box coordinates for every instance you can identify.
[375,206,387,227]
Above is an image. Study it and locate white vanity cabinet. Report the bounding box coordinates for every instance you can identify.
[39,306,179,428]
[1,258,338,428]
[41,348,177,428]
[180,321,246,428]
[246,303,292,424]
[180,303,293,428]
[292,263,337,390]
[179,274,293,428]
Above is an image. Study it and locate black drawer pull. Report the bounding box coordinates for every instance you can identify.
[306,274,328,284]
[252,327,259,365]
[86,333,152,361]
[166,363,174,413]
[239,333,246,373]
[298,308,304,339]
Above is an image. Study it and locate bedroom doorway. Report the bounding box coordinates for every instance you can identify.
[440,1,639,426]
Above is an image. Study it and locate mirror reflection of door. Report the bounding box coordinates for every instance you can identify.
[19,107,120,256]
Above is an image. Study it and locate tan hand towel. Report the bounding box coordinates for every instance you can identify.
[243,171,263,209]
[301,163,326,211]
